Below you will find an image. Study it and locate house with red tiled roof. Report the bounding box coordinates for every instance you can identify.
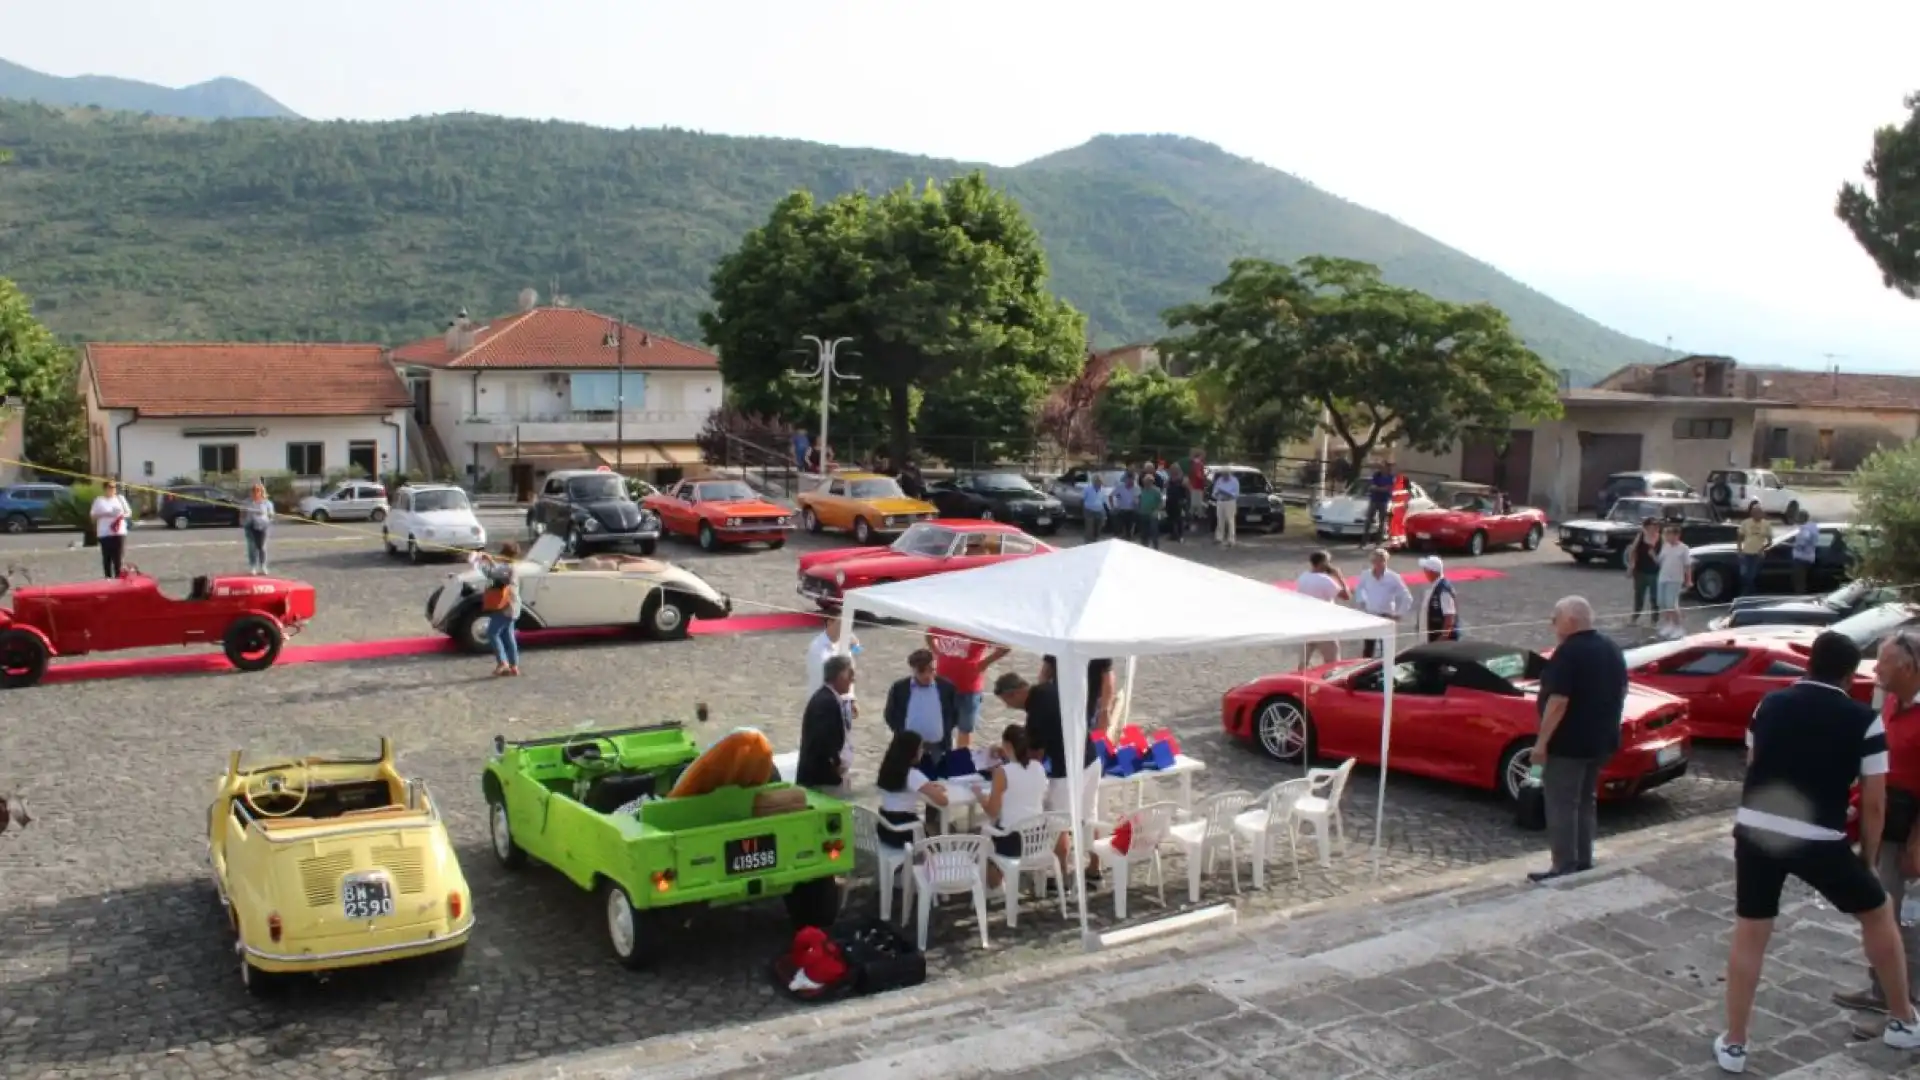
[387,297,723,492]
[77,343,413,485]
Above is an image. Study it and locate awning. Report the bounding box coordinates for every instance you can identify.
[493,442,589,460]
[588,442,703,469]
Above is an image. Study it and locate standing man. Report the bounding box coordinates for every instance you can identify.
[1626,516,1665,627]
[1164,469,1189,544]
[90,479,133,579]
[1295,550,1351,669]
[1136,474,1164,549]
[1529,596,1626,883]
[1080,473,1109,543]
[1717,630,1920,1071]
[926,626,1009,751]
[1736,502,1772,597]
[792,428,812,473]
[1419,555,1460,642]
[1790,509,1820,594]
[1186,450,1208,532]
[1108,471,1140,542]
[1363,462,1396,547]
[883,649,960,776]
[1351,548,1414,659]
[1211,468,1241,547]
[796,655,856,796]
[805,627,860,696]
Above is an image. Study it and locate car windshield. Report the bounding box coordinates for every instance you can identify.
[695,481,755,501]
[1832,604,1920,649]
[237,746,381,772]
[1223,470,1270,494]
[972,473,1036,493]
[850,478,905,500]
[1607,499,1666,523]
[1622,639,1697,669]
[567,475,627,501]
[412,489,471,512]
[891,523,957,557]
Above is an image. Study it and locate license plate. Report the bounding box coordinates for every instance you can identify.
[1656,746,1682,767]
[1035,516,1050,526]
[342,877,394,919]
[1566,544,1583,553]
[725,834,778,874]
[1248,512,1265,520]
[1416,532,1432,539]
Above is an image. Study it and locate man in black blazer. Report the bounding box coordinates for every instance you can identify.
[796,654,856,795]
[884,649,961,775]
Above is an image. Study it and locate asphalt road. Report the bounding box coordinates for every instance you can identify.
[0,517,1748,1080]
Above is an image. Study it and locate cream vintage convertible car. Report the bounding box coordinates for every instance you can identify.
[425,533,731,650]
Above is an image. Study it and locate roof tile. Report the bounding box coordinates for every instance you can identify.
[84,343,411,417]
[389,307,719,371]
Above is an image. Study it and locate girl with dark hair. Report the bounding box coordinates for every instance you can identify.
[875,729,946,849]
[981,724,1050,884]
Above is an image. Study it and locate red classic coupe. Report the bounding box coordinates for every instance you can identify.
[1621,633,1878,741]
[641,477,794,551]
[796,520,1053,610]
[1221,641,1691,802]
[1403,482,1549,556]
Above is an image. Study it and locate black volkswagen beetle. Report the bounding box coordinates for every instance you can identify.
[924,470,1065,534]
[1687,523,1862,603]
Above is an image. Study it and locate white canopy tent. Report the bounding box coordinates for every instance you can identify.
[837,540,1397,945]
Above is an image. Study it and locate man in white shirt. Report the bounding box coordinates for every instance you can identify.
[806,628,860,698]
[1351,548,1413,659]
[1295,550,1350,669]
[89,479,133,579]
[1211,470,1241,546]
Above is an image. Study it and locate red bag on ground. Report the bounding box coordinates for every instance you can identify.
[1111,820,1133,856]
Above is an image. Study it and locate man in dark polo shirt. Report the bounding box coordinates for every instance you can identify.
[1529,596,1626,883]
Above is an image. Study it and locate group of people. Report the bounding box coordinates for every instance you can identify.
[1289,545,1460,663]
[82,479,280,579]
[1077,449,1251,550]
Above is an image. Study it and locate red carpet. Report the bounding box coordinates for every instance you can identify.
[1274,566,1508,591]
[37,610,822,686]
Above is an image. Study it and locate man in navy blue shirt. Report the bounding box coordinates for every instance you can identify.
[1529,596,1626,883]
[1363,463,1396,545]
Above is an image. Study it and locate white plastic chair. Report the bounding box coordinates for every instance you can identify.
[852,805,919,922]
[1168,790,1252,904]
[1090,801,1178,919]
[984,812,1070,927]
[911,834,991,950]
[1297,758,1356,865]
[1234,779,1311,889]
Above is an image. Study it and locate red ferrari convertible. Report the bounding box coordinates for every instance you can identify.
[1403,482,1548,556]
[796,520,1053,610]
[1222,641,1691,802]
[1622,633,1877,741]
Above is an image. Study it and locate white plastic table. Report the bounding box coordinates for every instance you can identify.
[1094,753,1207,818]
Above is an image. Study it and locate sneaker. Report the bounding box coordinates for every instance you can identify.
[1713,1033,1748,1073]
[1887,1015,1920,1050]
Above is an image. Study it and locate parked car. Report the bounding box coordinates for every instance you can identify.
[382,484,487,562]
[1220,641,1690,802]
[1707,580,1901,632]
[527,469,662,556]
[1404,482,1548,555]
[794,472,937,545]
[1686,523,1861,603]
[0,482,70,533]
[1047,467,1130,521]
[1556,496,1735,566]
[1738,603,1920,658]
[210,738,473,995]
[427,533,727,649]
[1201,465,1288,535]
[481,720,846,968]
[642,477,794,551]
[925,471,1065,534]
[1596,471,1693,515]
[797,520,1053,610]
[0,564,317,688]
[1309,478,1435,540]
[1706,468,1803,519]
[157,484,244,530]
[1621,634,1877,741]
[297,481,389,523]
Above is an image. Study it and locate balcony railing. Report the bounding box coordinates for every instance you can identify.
[454,410,708,441]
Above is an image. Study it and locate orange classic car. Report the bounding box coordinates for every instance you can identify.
[641,477,795,551]
[794,473,938,544]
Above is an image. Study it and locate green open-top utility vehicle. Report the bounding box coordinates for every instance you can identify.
[480,721,849,968]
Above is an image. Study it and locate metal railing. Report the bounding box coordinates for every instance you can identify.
[708,432,803,500]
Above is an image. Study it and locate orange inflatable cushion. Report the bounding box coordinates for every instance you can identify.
[669,728,777,798]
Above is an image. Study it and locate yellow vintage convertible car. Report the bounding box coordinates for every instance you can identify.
[795,472,937,544]
[208,739,473,995]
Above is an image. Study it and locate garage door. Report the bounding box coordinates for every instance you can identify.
[1459,430,1535,504]
[1577,433,1644,510]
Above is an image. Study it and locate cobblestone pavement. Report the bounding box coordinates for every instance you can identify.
[1,523,1752,1079]
[474,818,1920,1080]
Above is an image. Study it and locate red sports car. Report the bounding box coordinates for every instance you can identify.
[1622,633,1878,741]
[641,477,794,551]
[796,520,1053,610]
[1221,641,1691,802]
[1404,482,1548,556]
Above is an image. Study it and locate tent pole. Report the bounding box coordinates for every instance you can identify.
[1059,651,1095,947]
[1372,626,1396,879]
[1120,657,1138,737]
[833,603,854,653]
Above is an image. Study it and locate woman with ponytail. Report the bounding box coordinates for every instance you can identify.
[981,723,1049,884]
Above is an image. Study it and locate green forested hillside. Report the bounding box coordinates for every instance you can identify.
[0,104,1664,381]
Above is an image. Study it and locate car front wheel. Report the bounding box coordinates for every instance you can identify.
[2,513,30,534]
[1694,565,1731,603]
[369,508,387,523]
[0,628,51,689]
[1523,524,1543,551]
[171,514,191,531]
[640,593,690,641]
[1467,530,1488,557]
[698,522,718,551]
[802,507,821,534]
[310,508,329,523]
[449,606,492,654]
[1254,695,1313,763]
[853,517,874,544]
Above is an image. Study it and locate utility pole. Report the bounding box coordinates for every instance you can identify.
[603,317,651,474]
[792,336,857,471]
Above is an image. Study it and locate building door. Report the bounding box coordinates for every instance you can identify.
[511,463,535,503]
[1459,429,1534,504]
[1576,433,1644,510]
[412,380,431,426]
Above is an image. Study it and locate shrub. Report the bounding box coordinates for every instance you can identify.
[696,408,794,467]
[1849,442,1920,591]
[46,482,101,539]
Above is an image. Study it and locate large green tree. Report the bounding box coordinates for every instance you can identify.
[1161,257,1562,473]
[1094,368,1218,461]
[1850,440,1920,589]
[701,173,1087,464]
[0,278,86,474]
[1837,92,1920,298]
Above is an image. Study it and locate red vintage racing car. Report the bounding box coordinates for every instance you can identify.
[0,564,317,688]
[796,520,1053,610]
[641,477,794,551]
[1621,633,1878,741]
[1222,640,1691,802]
[1403,482,1548,556]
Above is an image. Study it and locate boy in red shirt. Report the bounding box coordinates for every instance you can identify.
[926,627,1010,749]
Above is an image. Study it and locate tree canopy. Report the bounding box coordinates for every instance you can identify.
[1850,440,1920,590]
[1836,92,1920,298]
[700,173,1087,464]
[1161,257,1563,471]
[0,278,86,472]
[1094,368,1218,461]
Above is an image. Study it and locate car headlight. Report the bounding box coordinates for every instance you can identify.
[886,516,901,527]
[778,516,791,526]
[581,517,602,532]
[835,570,847,587]
[726,517,742,527]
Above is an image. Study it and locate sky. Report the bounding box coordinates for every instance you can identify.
[8,0,1919,372]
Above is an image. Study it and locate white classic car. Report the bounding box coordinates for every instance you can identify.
[1310,478,1435,538]
[425,534,730,652]
[382,484,488,562]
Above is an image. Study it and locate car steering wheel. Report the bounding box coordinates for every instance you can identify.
[242,762,313,817]
[561,732,622,773]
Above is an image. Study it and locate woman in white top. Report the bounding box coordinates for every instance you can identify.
[241,482,275,574]
[874,730,946,849]
[979,724,1049,885]
[1655,524,1692,641]
[1294,549,1351,669]
[89,480,133,579]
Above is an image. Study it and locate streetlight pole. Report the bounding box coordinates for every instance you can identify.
[792,336,856,471]
[603,317,651,475]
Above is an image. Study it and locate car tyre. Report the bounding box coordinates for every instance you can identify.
[423,943,467,976]
[240,953,290,999]
[784,876,842,929]
[171,514,191,531]
[802,507,822,534]
[564,529,581,557]
[853,517,874,544]
[1695,565,1731,603]
[3,513,30,534]
[1253,695,1314,763]
[486,789,528,869]
[223,614,284,672]
[1610,546,1630,570]
[382,528,397,556]
[1497,741,1535,803]
[1467,530,1488,557]
[1523,524,1544,551]
[0,628,51,689]
[698,522,718,551]
[601,880,656,970]
[527,515,545,540]
[640,592,690,641]
[408,537,424,564]
[1709,483,1733,508]
[449,605,492,654]
[1572,554,1592,565]
[370,508,387,523]
[768,538,786,551]
[310,508,330,523]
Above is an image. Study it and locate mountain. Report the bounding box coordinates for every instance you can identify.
[0,103,1665,382]
[0,58,298,120]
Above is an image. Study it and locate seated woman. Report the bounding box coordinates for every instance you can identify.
[875,730,947,849]
[978,724,1049,888]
